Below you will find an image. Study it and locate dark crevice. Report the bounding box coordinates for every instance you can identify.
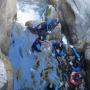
[58,0,76,44]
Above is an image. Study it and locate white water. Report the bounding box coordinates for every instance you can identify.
[17,2,42,25]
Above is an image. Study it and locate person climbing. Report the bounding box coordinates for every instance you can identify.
[31,38,42,52]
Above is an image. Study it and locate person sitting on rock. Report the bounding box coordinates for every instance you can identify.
[31,38,42,52]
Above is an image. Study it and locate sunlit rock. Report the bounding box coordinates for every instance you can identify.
[0,0,16,55]
[0,51,13,90]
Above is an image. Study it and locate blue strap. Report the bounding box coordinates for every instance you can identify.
[71,47,80,61]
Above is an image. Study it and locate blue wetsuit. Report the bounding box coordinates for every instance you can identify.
[32,38,42,52]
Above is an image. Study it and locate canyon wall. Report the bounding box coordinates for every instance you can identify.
[0,0,16,54]
[0,0,16,89]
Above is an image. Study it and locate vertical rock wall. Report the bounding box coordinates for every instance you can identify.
[0,51,13,90]
[55,0,90,51]
[0,0,16,89]
[0,0,16,55]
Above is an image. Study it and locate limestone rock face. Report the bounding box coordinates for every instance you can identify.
[0,51,13,90]
[0,59,7,89]
[55,0,90,56]
[0,0,16,54]
[56,0,90,43]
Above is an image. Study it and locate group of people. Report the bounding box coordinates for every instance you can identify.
[51,40,85,89]
[28,18,86,90]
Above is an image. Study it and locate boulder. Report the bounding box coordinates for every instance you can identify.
[0,0,16,55]
[0,51,13,90]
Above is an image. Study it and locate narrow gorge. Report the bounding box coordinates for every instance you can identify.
[0,0,90,90]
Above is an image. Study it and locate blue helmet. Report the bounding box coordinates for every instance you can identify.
[46,18,59,32]
[47,18,57,26]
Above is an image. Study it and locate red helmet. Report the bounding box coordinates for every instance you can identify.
[70,72,79,86]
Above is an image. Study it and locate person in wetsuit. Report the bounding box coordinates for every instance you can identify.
[36,18,60,40]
